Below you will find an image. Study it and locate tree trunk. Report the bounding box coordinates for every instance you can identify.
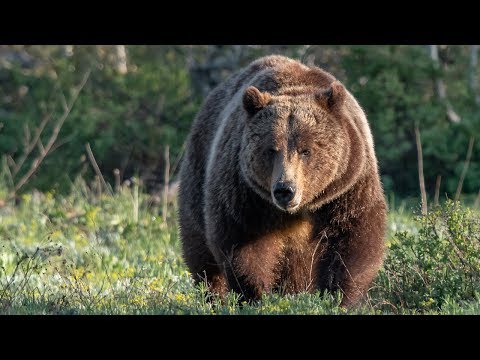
[114,45,128,75]
[434,175,441,207]
[189,45,248,97]
[454,137,475,202]
[429,45,460,123]
[162,145,170,223]
[414,126,428,215]
[470,45,480,105]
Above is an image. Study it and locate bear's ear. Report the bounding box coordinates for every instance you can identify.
[315,81,346,111]
[243,86,272,117]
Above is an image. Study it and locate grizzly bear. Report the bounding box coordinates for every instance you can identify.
[178,55,386,307]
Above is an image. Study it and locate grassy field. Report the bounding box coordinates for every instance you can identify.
[1,179,480,315]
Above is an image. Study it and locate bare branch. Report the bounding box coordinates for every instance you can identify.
[454,136,475,202]
[11,70,91,196]
[85,143,113,196]
[12,114,51,176]
[36,139,45,156]
[162,145,170,223]
[113,169,121,193]
[6,155,16,170]
[170,140,187,177]
[44,70,91,152]
[2,155,14,189]
[22,123,31,149]
[434,175,441,207]
[48,135,74,155]
[414,126,428,215]
[58,89,68,112]
[474,189,480,209]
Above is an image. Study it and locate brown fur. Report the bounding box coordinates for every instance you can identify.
[178,55,387,307]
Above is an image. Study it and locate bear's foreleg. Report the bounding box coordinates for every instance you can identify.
[207,220,284,303]
[317,202,386,307]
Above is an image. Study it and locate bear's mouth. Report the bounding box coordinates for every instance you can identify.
[272,199,301,213]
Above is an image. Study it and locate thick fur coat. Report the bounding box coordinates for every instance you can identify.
[178,55,387,306]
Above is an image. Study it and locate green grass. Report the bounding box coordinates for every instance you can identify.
[1,179,480,315]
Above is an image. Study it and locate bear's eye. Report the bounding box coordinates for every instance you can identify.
[300,149,311,157]
[268,148,277,155]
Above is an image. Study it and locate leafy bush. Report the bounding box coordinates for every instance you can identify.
[0,178,347,315]
[341,45,480,198]
[0,46,200,194]
[2,45,480,198]
[375,200,480,312]
[3,174,480,314]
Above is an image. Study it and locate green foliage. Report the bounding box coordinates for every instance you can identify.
[2,177,480,314]
[0,179,348,315]
[0,46,200,194]
[2,45,480,199]
[3,45,480,314]
[341,45,480,197]
[374,200,480,312]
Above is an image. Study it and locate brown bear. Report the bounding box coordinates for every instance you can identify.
[178,55,386,307]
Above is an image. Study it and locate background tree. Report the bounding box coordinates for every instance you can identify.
[1,45,479,203]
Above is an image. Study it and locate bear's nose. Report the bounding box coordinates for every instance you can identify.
[273,182,296,206]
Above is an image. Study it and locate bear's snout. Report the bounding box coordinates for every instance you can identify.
[273,181,297,209]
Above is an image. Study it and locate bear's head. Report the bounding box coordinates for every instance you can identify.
[240,81,366,213]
